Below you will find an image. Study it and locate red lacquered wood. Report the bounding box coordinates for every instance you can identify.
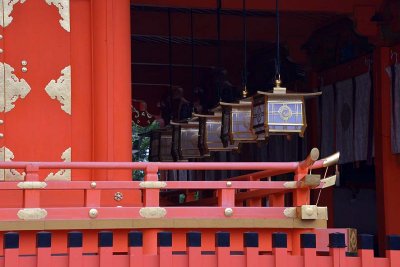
[329,247,346,267]
[68,247,83,267]
[302,247,317,267]
[244,247,259,267]
[99,247,113,267]
[159,247,173,267]
[24,165,40,208]
[37,247,51,267]
[4,248,19,267]
[218,189,235,207]
[269,194,285,207]
[359,249,374,267]
[216,246,230,267]
[129,247,144,267]
[273,247,287,267]
[187,247,202,267]
[387,250,400,267]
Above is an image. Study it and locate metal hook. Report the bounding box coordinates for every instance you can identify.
[365,56,373,72]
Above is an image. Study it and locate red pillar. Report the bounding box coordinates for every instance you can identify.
[92,0,132,180]
[374,47,400,254]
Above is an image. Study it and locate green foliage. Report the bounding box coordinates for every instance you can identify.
[132,121,160,180]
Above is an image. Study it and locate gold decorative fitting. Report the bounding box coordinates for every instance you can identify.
[45,0,70,32]
[17,208,48,220]
[224,208,234,217]
[283,207,297,218]
[21,67,27,73]
[21,60,27,66]
[283,181,297,189]
[0,133,3,138]
[139,181,167,189]
[17,182,47,189]
[90,182,97,189]
[89,208,98,218]
[0,63,31,112]
[299,205,318,220]
[320,175,336,188]
[0,120,4,124]
[139,207,167,218]
[0,35,3,40]
[0,146,26,181]
[0,49,3,54]
[322,152,340,167]
[1,0,27,28]
[45,148,71,181]
[114,192,123,201]
[226,181,232,187]
[273,79,286,94]
[317,207,328,220]
[45,66,71,115]
[242,85,248,98]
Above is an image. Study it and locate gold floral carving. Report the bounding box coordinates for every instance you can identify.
[0,147,26,181]
[45,66,71,115]
[139,207,167,218]
[0,63,31,112]
[17,208,48,220]
[139,181,167,189]
[1,0,28,28]
[45,0,70,32]
[45,147,71,181]
[17,181,47,189]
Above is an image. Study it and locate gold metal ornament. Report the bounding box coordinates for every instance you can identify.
[45,66,72,115]
[45,0,70,32]
[89,208,98,218]
[45,148,71,181]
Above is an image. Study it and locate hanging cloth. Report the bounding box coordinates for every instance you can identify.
[354,72,372,161]
[321,85,335,158]
[386,64,400,154]
[335,79,355,164]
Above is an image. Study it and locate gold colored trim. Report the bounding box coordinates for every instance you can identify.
[17,182,47,189]
[0,147,26,181]
[224,208,233,217]
[298,205,318,220]
[320,175,336,188]
[0,218,327,231]
[283,181,297,189]
[45,148,71,181]
[317,207,328,220]
[1,63,31,112]
[283,207,297,218]
[45,66,71,115]
[45,0,70,32]
[17,208,48,220]
[139,181,167,189]
[2,0,27,28]
[139,207,167,218]
[322,152,340,167]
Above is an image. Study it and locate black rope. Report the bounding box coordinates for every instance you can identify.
[275,0,280,79]
[242,0,247,88]
[216,0,222,101]
[168,8,173,91]
[191,9,195,100]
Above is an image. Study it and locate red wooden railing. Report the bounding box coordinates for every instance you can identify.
[0,231,398,267]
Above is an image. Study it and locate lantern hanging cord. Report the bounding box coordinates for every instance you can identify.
[275,0,281,80]
[243,0,247,87]
[217,0,222,101]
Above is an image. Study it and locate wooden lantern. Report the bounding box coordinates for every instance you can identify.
[252,81,321,139]
[148,127,174,162]
[171,119,205,161]
[220,100,258,147]
[193,112,239,154]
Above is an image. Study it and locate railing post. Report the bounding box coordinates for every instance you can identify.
[216,232,230,267]
[247,176,261,207]
[244,232,259,267]
[143,165,160,255]
[272,232,287,267]
[24,164,40,208]
[358,234,374,267]
[99,231,113,267]
[269,193,285,207]
[129,232,144,267]
[218,189,235,207]
[301,233,317,267]
[36,232,52,267]
[386,235,400,267]
[68,232,83,267]
[158,232,173,267]
[4,232,19,267]
[329,233,347,267]
[187,232,202,267]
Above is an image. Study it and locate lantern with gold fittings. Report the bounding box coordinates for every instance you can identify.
[193,111,239,154]
[251,79,321,139]
[148,126,174,162]
[220,100,259,147]
[171,119,206,161]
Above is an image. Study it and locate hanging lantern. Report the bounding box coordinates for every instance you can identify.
[252,80,321,139]
[220,100,259,147]
[171,119,205,161]
[148,127,174,162]
[194,112,239,154]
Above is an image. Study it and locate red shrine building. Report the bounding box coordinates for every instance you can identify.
[0,0,398,266]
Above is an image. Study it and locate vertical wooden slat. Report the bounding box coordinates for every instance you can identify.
[129,231,144,267]
[24,165,40,208]
[158,232,173,267]
[186,232,202,267]
[215,232,230,267]
[386,235,400,267]
[358,234,374,267]
[329,233,347,267]
[301,233,317,267]
[99,231,113,267]
[272,232,287,267]
[269,193,284,207]
[68,232,83,267]
[218,189,235,207]
[36,232,52,267]
[244,232,259,267]
[4,233,19,267]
